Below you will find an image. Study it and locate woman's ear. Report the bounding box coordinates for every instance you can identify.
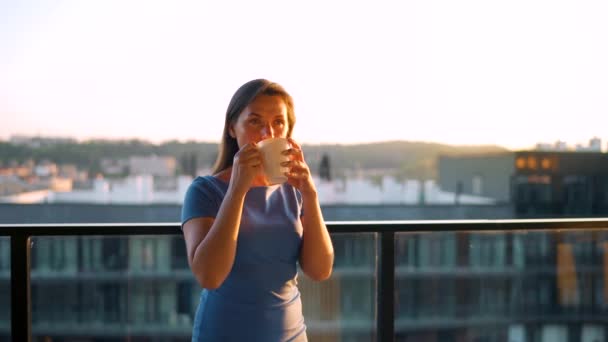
[228,124,236,139]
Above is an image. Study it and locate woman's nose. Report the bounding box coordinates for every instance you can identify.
[260,123,274,139]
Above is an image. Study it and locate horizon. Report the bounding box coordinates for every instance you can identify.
[2,132,511,146]
[1,132,521,149]
[6,132,608,152]
[2,1,607,151]
[4,130,608,151]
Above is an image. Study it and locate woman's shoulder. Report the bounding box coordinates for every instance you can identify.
[190,175,213,185]
[190,175,227,186]
[186,175,209,190]
[181,176,225,224]
[186,175,227,198]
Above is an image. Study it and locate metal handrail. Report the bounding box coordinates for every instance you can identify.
[3,218,608,342]
[4,217,608,235]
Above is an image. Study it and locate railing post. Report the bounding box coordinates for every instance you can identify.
[11,233,31,342]
[377,231,395,342]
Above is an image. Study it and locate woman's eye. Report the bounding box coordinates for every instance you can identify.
[274,120,285,126]
[249,118,261,125]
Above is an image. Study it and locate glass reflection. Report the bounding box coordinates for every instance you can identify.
[0,237,10,339]
[395,229,608,342]
[27,234,377,342]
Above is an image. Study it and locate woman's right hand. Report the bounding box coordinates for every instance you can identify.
[229,142,262,195]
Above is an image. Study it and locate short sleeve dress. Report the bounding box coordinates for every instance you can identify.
[181,175,307,342]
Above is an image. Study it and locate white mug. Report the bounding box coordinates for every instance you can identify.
[258,137,291,185]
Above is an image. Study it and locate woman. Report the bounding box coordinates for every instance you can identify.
[181,79,334,341]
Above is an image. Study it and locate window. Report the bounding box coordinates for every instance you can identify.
[171,236,188,270]
[141,238,157,270]
[527,156,538,170]
[102,237,128,270]
[176,281,192,315]
[472,175,483,195]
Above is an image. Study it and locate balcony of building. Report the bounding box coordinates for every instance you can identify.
[2,219,608,342]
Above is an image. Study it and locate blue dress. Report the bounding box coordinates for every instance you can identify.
[181,175,307,342]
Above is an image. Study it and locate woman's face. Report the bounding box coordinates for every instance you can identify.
[230,95,290,147]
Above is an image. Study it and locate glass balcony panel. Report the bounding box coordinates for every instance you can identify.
[395,229,608,342]
[0,237,10,341]
[300,233,377,342]
[30,233,377,341]
[30,235,196,341]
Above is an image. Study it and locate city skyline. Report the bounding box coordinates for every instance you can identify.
[1,132,607,153]
[1,0,607,150]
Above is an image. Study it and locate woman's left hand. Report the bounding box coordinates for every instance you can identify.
[282,138,317,196]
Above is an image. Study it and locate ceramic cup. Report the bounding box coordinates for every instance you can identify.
[258,137,291,185]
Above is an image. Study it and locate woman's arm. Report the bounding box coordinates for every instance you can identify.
[183,142,262,289]
[299,191,334,281]
[183,189,246,289]
[283,138,334,281]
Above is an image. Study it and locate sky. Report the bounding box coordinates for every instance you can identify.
[1,0,607,150]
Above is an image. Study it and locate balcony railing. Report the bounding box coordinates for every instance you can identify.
[2,218,608,342]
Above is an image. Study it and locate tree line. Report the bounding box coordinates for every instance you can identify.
[0,139,509,180]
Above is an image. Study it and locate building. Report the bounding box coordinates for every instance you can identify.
[0,175,34,196]
[576,137,602,152]
[438,150,608,217]
[438,153,515,203]
[129,155,177,177]
[8,135,77,148]
[100,155,177,178]
[512,151,608,217]
[4,147,608,341]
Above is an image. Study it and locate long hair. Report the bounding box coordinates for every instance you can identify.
[212,79,296,174]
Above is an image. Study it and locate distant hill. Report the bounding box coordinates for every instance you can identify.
[302,141,510,180]
[0,139,510,180]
